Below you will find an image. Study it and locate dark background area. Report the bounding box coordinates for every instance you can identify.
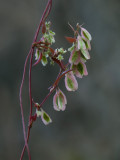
[0,0,120,160]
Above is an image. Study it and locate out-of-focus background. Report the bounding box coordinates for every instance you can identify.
[0,0,120,159]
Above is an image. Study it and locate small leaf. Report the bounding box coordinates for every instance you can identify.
[68,43,75,52]
[58,91,67,111]
[78,40,86,51]
[72,64,83,78]
[69,50,81,65]
[80,53,87,62]
[41,55,48,66]
[67,77,74,90]
[53,89,67,111]
[53,92,60,111]
[81,49,90,60]
[77,35,86,50]
[33,53,42,67]
[72,51,79,63]
[58,93,63,109]
[65,37,76,43]
[72,62,88,78]
[77,63,84,75]
[82,38,91,51]
[41,109,52,125]
[81,27,92,41]
[65,71,78,91]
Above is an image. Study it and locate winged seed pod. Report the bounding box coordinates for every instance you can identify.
[36,109,52,125]
[41,109,52,125]
[71,61,88,78]
[65,71,78,91]
[77,35,86,51]
[81,27,92,41]
[69,50,81,65]
[53,88,67,111]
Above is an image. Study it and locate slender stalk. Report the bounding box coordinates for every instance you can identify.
[27,0,52,141]
[40,86,57,107]
[20,126,31,160]
[19,49,32,160]
[52,69,72,88]
[40,69,72,108]
[29,53,34,123]
[33,0,52,43]
[20,0,52,159]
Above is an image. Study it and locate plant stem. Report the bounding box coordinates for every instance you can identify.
[20,0,52,159]
[39,69,72,108]
[19,49,32,160]
[40,86,57,107]
[29,53,34,124]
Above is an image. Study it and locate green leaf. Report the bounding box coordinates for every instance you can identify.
[71,64,76,74]
[43,113,50,122]
[68,43,75,52]
[41,55,48,66]
[82,38,91,50]
[65,72,78,91]
[77,63,84,75]
[81,49,90,60]
[72,51,79,63]
[81,53,87,62]
[58,92,63,109]
[56,96,59,107]
[82,39,88,48]
[78,39,86,50]
[67,77,74,90]
[81,28,92,41]
[41,110,52,125]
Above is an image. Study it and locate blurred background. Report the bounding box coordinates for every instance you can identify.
[0,0,120,159]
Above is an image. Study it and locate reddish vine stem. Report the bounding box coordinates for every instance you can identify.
[20,0,52,159]
[20,50,33,160]
[40,86,57,107]
[39,68,72,108]
[52,69,72,88]
[27,0,52,141]
[29,52,34,124]
[19,49,32,160]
